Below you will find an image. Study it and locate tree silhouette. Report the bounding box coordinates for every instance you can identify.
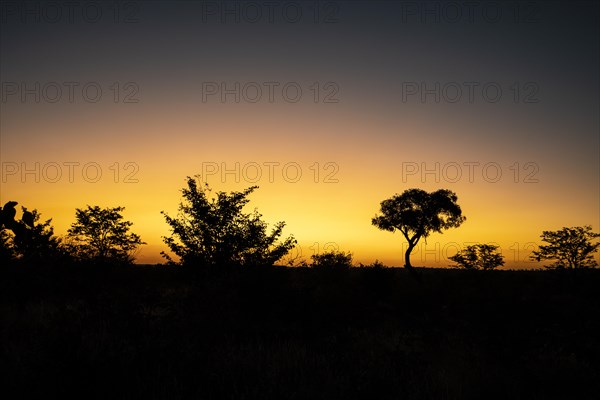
[449,244,504,270]
[530,226,599,269]
[0,226,15,264]
[13,208,63,263]
[0,202,62,264]
[67,205,145,264]
[372,189,465,273]
[161,177,296,267]
[0,202,18,263]
[310,250,353,269]
[0,201,18,226]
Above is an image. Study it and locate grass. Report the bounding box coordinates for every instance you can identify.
[1,264,599,399]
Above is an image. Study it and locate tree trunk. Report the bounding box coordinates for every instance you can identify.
[404,243,422,283]
[404,245,414,269]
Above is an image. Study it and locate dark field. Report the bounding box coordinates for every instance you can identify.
[2,265,599,399]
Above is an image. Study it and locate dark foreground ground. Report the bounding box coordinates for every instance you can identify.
[1,265,599,400]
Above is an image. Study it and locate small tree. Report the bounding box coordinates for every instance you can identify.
[12,208,63,263]
[449,244,504,270]
[530,226,599,269]
[372,189,465,272]
[0,203,62,264]
[310,250,353,269]
[67,205,145,264]
[161,177,296,266]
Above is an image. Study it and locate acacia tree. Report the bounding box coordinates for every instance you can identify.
[67,206,145,264]
[530,226,599,269]
[161,177,296,267]
[372,189,465,272]
[449,244,504,270]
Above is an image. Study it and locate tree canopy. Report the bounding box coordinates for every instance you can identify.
[0,202,62,264]
[66,205,145,264]
[161,177,296,267]
[372,188,465,271]
[530,226,599,269]
[449,243,504,270]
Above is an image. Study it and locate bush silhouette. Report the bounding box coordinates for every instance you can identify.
[66,205,145,264]
[449,244,504,270]
[531,226,599,269]
[0,225,15,264]
[310,250,353,269]
[161,177,296,267]
[0,201,62,264]
[357,259,387,268]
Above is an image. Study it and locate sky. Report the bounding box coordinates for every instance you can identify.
[1,0,598,267]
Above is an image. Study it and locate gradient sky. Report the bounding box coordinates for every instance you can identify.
[1,0,598,267]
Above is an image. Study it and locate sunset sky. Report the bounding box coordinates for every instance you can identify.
[1,1,598,267]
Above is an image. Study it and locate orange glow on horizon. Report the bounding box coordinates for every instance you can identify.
[1,94,598,268]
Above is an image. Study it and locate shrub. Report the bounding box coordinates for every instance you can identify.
[310,251,353,269]
[449,244,504,270]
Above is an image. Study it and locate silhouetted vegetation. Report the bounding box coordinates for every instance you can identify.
[357,259,387,268]
[0,202,64,265]
[161,178,296,267]
[66,205,145,265]
[2,187,600,399]
[449,243,505,270]
[2,265,600,399]
[531,226,599,269]
[372,189,465,275]
[0,228,13,264]
[310,250,353,269]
